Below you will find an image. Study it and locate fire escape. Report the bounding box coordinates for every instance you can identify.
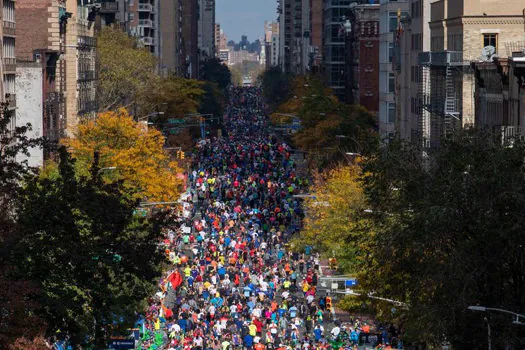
[418,51,469,148]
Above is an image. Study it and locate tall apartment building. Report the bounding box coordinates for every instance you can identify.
[17,0,96,140]
[378,0,409,139]
[264,21,280,68]
[417,0,525,147]
[323,0,379,103]
[278,0,309,74]
[2,0,16,113]
[128,0,159,55]
[183,0,199,79]
[309,0,323,71]
[159,0,184,76]
[198,0,215,60]
[214,23,220,56]
[396,0,430,141]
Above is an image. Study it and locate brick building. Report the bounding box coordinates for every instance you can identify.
[17,0,96,141]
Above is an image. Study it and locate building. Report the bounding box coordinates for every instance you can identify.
[264,21,280,68]
[227,49,259,67]
[309,0,323,71]
[17,0,96,140]
[198,0,215,60]
[127,0,159,55]
[323,0,379,103]
[396,0,430,141]
[16,61,43,166]
[471,51,525,142]
[214,23,221,56]
[417,0,525,147]
[2,0,16,117]
[183,0,199,78]
[65,0,97,136]
[271,33,280,67]
[278,0,309,74]
[159,0,184,76]
[378,0,409,139]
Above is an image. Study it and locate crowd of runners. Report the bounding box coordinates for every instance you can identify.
[136,88,400,350]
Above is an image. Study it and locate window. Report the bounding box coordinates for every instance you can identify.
[483,33,498,50]
[388,42,394,62]
[389,11,408,32]
[388,102,396,123]
[388,72,395,93]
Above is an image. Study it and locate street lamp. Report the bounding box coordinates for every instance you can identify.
[467,306,525,325]
[468,305,525,350]
[98,166,117,174]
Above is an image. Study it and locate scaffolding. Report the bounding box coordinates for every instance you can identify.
[418,51,470,148]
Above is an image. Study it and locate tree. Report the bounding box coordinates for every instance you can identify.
[259,67,292,109]
[360,131,525,348]
[271,75,376,166]
[17,147,164,348]
[0,104,46,349]
[200,58,232,90]
[293,164,374,274]
[97,27,157,112]
[62,109,185,202]
[142,75,204,119]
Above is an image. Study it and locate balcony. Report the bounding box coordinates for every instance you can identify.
[138,19,153,28]
[78,70,96,81]
[5,93,15,109]
[138,3,153,12]
[141,37,155,46]
[99,1,118,13]
[3,58,15,73]
[418,51,465,66]
[2,21,15,36]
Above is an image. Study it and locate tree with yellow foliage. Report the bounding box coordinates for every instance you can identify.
[62,109,184,203]
[294,163,375,274]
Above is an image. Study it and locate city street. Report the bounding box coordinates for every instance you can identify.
[136,88,391,350]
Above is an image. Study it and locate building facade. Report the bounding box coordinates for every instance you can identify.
[323,0,379,103]
[378,0,409,139]
[418,0,525,147]
[396,0,430,141]
[198,0,215,60]
[2,0,16,115]
[159,0,184,76]
[278,0,310,74]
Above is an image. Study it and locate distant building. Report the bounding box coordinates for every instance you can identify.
[198,0,215,59]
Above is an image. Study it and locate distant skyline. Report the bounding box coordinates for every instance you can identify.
[216,0,276,42]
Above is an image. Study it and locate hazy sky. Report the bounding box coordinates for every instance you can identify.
[216,0,277,42]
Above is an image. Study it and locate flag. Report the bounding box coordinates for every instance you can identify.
[163,305,174,318]
[167,270,183,289]
[154,318,160,330]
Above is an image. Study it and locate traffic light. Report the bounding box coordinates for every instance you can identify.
[326,296,332,312]
[180,151,185,159]
[176,150,182,159]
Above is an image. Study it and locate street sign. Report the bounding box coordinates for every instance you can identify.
[345,279,358,287]
[108,339,135,349]
[168,118,186,124]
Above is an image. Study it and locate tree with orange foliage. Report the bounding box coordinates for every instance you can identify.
[62,109,184,203]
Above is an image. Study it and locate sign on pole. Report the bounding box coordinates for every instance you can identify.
[108,339,135,349]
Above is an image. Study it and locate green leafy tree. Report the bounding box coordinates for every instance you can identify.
[0,104,46,349]
[97,27,157,112]
[200,58,232,90]
[16,147,164,348]
[260,67,292,109]
[361,131,525,348]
